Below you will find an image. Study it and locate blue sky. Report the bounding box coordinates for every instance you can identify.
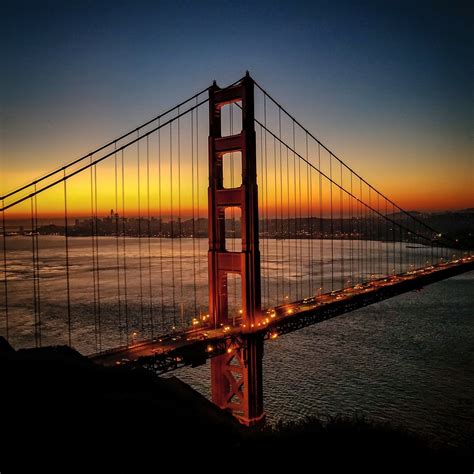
[1,0,472,209]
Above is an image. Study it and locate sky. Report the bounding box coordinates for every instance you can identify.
[1,0,473,216]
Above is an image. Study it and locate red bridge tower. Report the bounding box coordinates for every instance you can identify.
[208,73,264,426]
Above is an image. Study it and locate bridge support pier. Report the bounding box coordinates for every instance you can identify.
[208,73,264,426]
[211,334,264,425]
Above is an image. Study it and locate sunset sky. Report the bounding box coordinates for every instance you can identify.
[1,0,472,217]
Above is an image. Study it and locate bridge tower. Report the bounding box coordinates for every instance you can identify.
[208,73,264,426]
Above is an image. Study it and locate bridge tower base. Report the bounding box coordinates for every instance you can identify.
[208,73,264,426]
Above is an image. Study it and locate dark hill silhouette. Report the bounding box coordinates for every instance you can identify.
[1,338,471,472]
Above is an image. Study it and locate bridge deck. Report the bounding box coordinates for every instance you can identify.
[91,257,474,372]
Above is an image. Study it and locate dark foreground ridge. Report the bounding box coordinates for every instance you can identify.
[1,339,471,472]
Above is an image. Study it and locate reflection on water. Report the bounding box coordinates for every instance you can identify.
[1,236,453,352]
[1,236,472,448]
[177,272,474,449]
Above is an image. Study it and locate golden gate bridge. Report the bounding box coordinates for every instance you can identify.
[1,73,472,426]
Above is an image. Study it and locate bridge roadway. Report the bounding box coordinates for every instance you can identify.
[91,257,474,373]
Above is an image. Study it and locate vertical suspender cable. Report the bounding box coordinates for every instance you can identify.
[30,198,38,346]
[377,194,381,276]
[279,109,285,301]
[392,203,396,274]
[286,146,291,301]
[196,99,202,314]
[137,133,144,332]
[349,170,354,286]
[385,199,389,276]
[121,150,129,345]
[90,162,97,350]
[329,155,334,290]
[64,175,72,346]
[114,145,122,345]
[368,187,372,280]
[259,125,265,307]
[340,162,344,288]
[359,189,362,283]
[274,135,279,303]
[177,109,184,327]
[146,135,154,338]
[318,144,323,293]
[368,188,371,279]
[307,133,312,296]
[1,203,8,340]
[158,120,165,332]
[33,189,41,345]
[94,164,101,351]
[358,180,362,282]
[292,121,298,298]
[298,128,303,298]
[365,187,369,281]
[191,110,198,319]
[170,123,176,329]
[264,97,269,306]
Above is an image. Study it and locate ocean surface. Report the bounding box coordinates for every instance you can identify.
[1,236,473,448]
[178,271,474,450]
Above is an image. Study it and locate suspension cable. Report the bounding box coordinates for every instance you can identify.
[1,87,212,203]
[1,99,209,213]
[253,80,452,246]
[254,117,437,248]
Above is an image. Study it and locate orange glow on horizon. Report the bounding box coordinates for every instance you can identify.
[2,149,471,219]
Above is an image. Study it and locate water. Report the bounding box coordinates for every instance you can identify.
[1,236,473,448]
[178,271,474,448]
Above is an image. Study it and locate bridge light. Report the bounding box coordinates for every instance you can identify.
[227,348,233,353]
[207,345,214,352]
[287,308,293,314]
[239,309,243,314]
[270,333,278,339]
